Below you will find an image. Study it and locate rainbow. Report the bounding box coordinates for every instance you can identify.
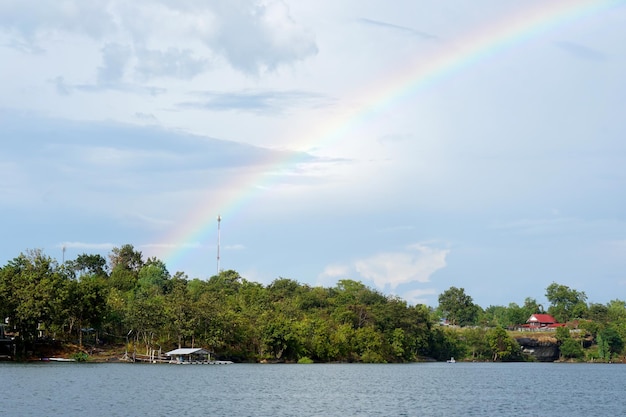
[155,0,621,271]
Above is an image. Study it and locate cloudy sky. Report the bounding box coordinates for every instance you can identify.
[1,0,625,307]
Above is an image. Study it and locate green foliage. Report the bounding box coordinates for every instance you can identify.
[3,247,626,364]
[554,326,584,360]
[606,299,626,323]
[360,350,386,363]
[555,326,571,344]
[71,351,89,362]
[597,326,624,361]
[481,305,508,327]
[481,298,543,328]
[0,250,71,344]
[70,253,108,277]
[559,338,584,360]
[437,287,480,326]
[297,356,314,364]
[578,320,601,339]
[486,326,521,361]
[108,244,144,273]
[68,274,108,346]
[545,282,588,323]
[137,260,170,295]
[461,327,491,360]
[428,327,465,361]
[586,303,609,323]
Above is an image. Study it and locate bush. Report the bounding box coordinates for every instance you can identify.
[559,338,584,360]
[297,356,314,364]
[71,352,89,362]
[360,350,386,363]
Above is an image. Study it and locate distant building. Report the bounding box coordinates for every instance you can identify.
[517,314,566,331]
[164,348,233,365]
[527,314,557,328]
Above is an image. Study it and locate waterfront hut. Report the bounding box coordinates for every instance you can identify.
[165,348,211,364]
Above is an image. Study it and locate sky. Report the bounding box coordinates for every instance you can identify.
[1,0,625,308]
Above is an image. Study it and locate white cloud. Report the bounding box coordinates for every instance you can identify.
[0,0,116,44]
[354,243,449,290]
[179,89,330,113]
[319,263,351,278]
[402,288,438,306]
[316,263,352,287]
[135,47,209,80]
[58,241,117,250]
[0,0,317,78]
[204,0,318,73]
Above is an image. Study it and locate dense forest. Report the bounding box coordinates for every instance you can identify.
[1,245,625,363]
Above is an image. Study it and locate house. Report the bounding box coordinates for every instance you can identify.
[527,314,557,328]
[518,314,566,331]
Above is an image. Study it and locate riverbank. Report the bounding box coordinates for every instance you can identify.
[6,331,622,364]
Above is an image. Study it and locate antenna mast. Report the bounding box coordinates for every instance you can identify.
[217,214,221,275]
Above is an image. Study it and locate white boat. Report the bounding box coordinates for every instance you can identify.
[446,357,456,363]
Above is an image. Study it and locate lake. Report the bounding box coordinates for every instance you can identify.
[2,362,625,416]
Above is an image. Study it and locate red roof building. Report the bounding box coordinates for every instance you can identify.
[518,313,566,331]
[527,314,556,326]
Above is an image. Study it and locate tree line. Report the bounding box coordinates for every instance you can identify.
[1,245,624,362]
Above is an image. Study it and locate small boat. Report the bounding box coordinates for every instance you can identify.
[446,357,456,363]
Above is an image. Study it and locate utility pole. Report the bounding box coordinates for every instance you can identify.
[217,214,221,275]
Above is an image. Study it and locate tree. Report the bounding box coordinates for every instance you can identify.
[545,282,588,323]
[0,250,71,347]
[560,338,583,360]
[486,326,520,361]
[597,326,624,361]
[606,299,626,323]
[462,327,491,361]
[137,259,170,295]
[66,274,108,347]
[428,327,465,361]
[261,313,301,361]
[125,290,166,354]
[165,274,196,349]
[504,303,527,327]
[107,245,145,293]
[586,303,609,323]
[70,253,108,277]
[108,244,143,273]
[522,297,544,315]
[438,287,479,326]
[331,280,383,329]
[554,326,584,360]
[207,270,243,296]
[354,325,385,363]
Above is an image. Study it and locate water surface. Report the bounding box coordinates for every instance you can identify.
[3,362,625,416]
